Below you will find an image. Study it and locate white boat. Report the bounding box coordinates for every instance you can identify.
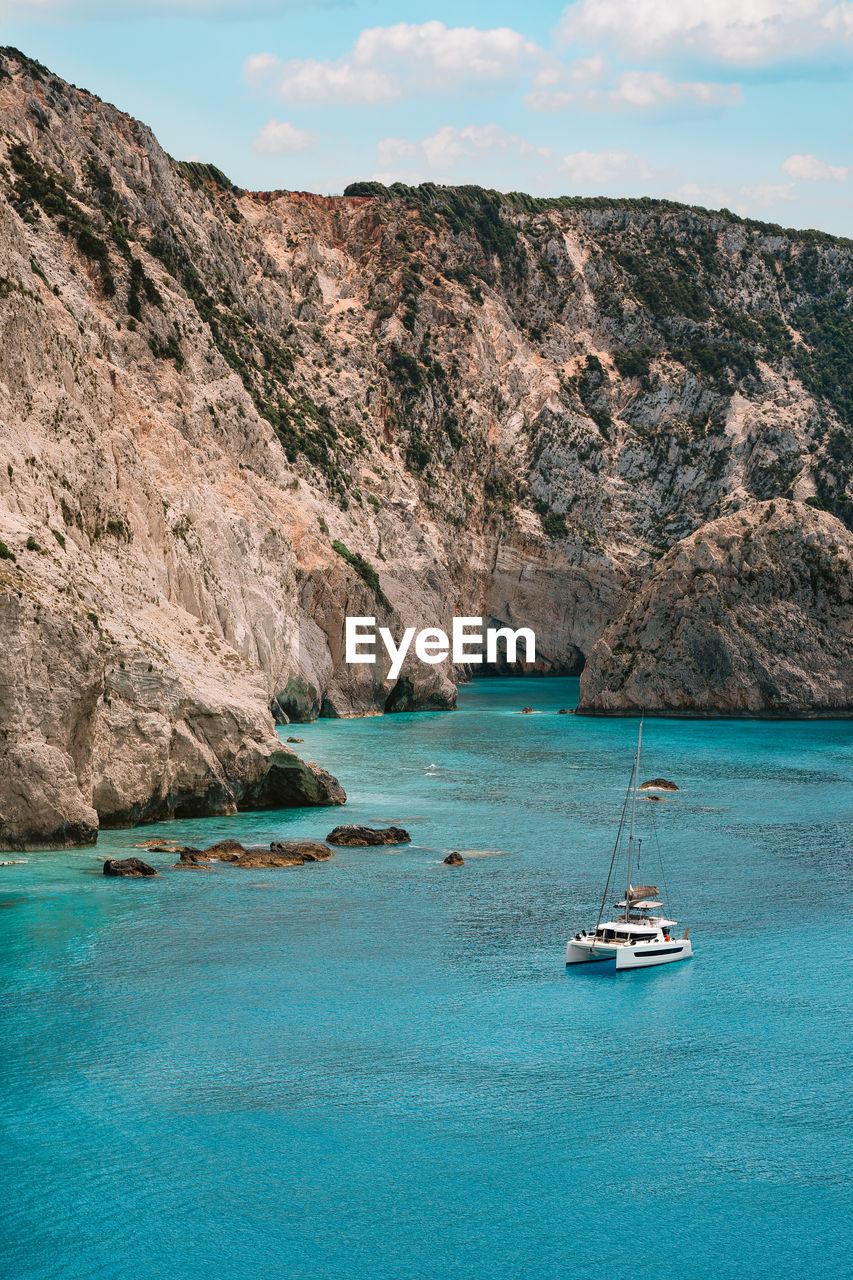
[566,722,693,972]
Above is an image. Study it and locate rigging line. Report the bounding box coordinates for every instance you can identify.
[594,757,634,935]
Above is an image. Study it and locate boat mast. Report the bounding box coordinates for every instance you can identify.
[626,719,643,919]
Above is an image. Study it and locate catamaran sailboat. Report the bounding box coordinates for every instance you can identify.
[566,722,693,971]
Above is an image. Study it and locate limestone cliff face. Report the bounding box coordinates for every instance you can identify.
[1,47,852,843]
[577,502,853,716]
[0,580,345,850]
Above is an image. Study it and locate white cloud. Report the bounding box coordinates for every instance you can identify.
[739,181,796,204]
[252,119,317,155]
[559,148,651,184]
[525,59,741,111]
[782,152,850,180]
[248,56,398,106]
[377,124,551,174]
[373,123,651,193]
[247,21,543,106]
[671,181,733,208]
[558,0,853,64]
[610,71,742,108]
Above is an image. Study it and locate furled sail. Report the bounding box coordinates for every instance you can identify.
[628,885,659,901]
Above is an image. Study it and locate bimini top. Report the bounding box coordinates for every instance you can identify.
[615,899,663,911]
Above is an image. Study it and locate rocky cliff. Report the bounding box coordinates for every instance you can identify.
[1,46,852,846]
[577,501,853,716]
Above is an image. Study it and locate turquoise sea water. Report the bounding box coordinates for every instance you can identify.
[1,678,852,1280]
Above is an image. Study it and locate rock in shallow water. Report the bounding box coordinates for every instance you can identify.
[103,857,158,877]
[234,840,334,867]
[640,778,679,791]
[325,825,411,846]
[201,839,246,861]
[443,851,464,866]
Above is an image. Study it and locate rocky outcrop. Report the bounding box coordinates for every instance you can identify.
[640,778,679,790]
[0,584,345,850]
[578,502,853,716]
[443,851,464,866]
[383,675,457,715]
[2,49,853,845]
[234,840,333,867]
[325,824,411,845]
[201,839,246,859]
[103,856,157,876]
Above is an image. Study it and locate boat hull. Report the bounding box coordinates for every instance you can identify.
[565,940,611,964]
[615,939,692,969]
[565,938,693,969]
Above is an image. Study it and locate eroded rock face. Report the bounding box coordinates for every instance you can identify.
[0,588,345,850]
[383,675,457,715]
[325,825,411,846]
[2,50,853,844]
[578,502,853,716]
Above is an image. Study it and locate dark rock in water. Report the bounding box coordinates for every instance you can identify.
[103,856,157,877]
[235,840,334,867]
[325,824,411,846]
[640,778,679,791]
[202,839,246,861]
[176,844,204,859]
[557,708,572,715]
[271,839,333,862]
[170,846,212,868]
[240,751,346,808]
[286,736,304,743]
[521,706,533,714]
[383,674,456,714]
[647,795,666,802]
[444,851,464,866]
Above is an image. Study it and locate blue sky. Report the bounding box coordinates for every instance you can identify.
[2,0,851,235]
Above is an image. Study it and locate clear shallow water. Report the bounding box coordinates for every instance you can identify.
[1,678,852,1280]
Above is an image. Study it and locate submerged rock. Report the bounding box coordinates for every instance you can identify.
[286,736,304,743]
[443,851,464,866]
[103,857,158,877]
[325,825,411,846]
